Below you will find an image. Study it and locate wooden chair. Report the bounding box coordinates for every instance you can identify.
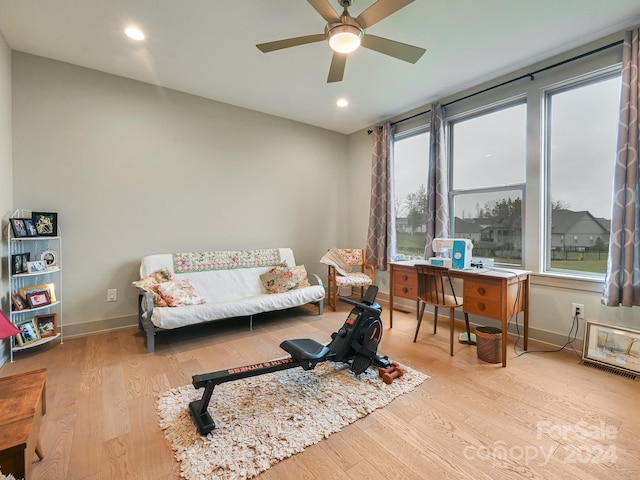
[413,264,472,356]
[325,248,374,311]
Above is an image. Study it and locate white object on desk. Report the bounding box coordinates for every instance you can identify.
[430,238,473,270]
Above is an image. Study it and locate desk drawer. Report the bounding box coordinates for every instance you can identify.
[393,282,417,299]
[393,269,417,287]
[464,281,502,319]
[464,297,502,319]
[392,268,417,300]
[464,281,501,299]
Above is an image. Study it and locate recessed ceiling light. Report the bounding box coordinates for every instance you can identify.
[336,98,349,108]
[125,26,145,41]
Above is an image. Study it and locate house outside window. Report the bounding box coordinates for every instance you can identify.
[544,71,621,274]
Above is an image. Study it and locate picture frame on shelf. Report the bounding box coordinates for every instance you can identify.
[583,321,640,375]
[11,293,28,311]
[9,218,29,238]
[15,318,41,346]
[21,253,31,271]
[35,313,57,338]
[40,248,58,268]
[11,252,30,275]
[11,253,22,274]
[27,260,48,274]
[20,283,57,303]
[26,290,51,309]
[32,212,58,236]
[23,218,39,237]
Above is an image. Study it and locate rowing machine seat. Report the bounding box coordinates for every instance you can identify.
[280,338,330,369]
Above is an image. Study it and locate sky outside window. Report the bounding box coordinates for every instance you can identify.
[548,75,620,219]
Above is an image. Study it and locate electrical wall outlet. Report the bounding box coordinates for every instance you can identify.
[572,303,584,319]
[107,289,117,302]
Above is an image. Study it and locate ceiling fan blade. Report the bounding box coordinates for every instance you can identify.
[307,0,340,23]
[327,52,347,83]
[256,33,326,53]
[356,0,414,29]
[361,34,425,63]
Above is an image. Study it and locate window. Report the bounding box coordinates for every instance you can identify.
[386,39,621,279]
[545,72,621,275]
[450,102,526,266]
[392,127,429,260]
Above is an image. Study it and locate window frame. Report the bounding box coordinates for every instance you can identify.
[384,37,622,285]
[542,66,622,277]
[447,98,527,267]
[391,124,430,261]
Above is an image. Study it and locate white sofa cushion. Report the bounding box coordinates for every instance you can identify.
[147,286,325,329]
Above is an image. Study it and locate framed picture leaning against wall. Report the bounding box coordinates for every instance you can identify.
[583,321,640,375]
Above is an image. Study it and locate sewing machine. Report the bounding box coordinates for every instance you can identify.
[428,238,473,270]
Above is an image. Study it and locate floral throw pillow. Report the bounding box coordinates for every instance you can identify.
[132,268,174,307]
[289,265,310,288]
[157,279,206,307]
[260,264,299,293]
[150,268,173,283]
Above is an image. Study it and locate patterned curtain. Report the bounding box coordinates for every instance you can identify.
[366,122,396,270]
[424,103,450,258]
[602,28,640,307]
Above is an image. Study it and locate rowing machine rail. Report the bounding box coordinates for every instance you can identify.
[189,285,389,435]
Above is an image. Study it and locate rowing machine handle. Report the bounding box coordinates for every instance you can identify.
[338,286,381,315]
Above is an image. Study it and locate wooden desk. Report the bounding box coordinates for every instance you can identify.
[0,368,47,480]
[389,261,530,367]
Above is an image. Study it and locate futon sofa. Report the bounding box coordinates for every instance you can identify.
[134,248,325,352]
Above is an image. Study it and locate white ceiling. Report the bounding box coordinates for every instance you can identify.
[1,0,639,135]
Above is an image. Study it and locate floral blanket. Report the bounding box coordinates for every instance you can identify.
[173,249,282,273]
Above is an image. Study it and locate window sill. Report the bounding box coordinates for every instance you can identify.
[530,271,604,294]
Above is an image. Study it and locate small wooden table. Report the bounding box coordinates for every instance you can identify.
[0,368,47,480]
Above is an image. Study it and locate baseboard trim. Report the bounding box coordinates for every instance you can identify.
[55,299,585,353]
[62,314,138,339]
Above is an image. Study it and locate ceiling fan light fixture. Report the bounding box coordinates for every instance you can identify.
[257,0,423,83]
[326,23,363,54]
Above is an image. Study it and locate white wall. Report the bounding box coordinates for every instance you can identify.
[0,32,12,261]
[346,130,373,246]
[0,31,12,364]
[11,53,349,336]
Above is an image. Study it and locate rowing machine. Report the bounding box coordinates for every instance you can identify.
[189,285,390,435]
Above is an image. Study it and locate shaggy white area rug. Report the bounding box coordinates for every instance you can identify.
[157,361,428,480]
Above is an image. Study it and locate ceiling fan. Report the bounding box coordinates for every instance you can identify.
[256,0,426,83]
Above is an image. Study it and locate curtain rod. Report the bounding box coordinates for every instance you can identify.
[368,39,623,134]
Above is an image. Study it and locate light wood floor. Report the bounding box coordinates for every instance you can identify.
[2,301,639,480]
